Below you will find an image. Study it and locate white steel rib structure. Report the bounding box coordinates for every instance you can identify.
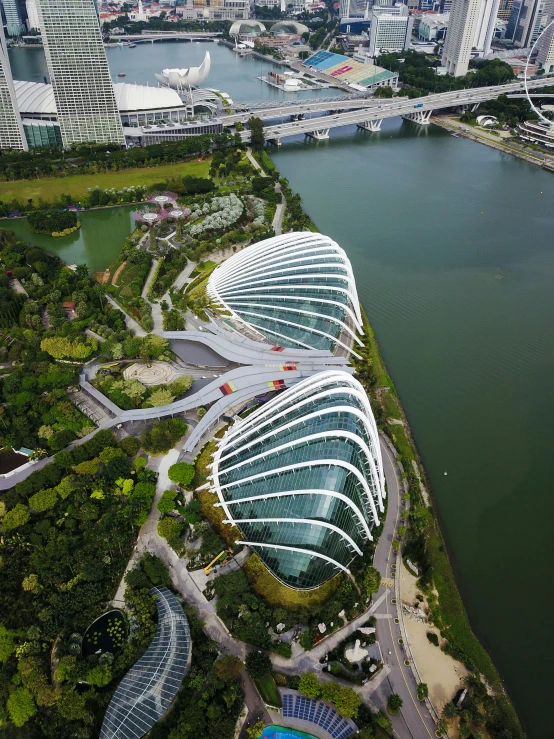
[206,232,364,357]
[207,371,385,590]
[100,588,191,739]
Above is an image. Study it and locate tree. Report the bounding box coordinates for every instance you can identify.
[298,672,321,699]
[364,565,381,594]
[249,117,265,151]
[245,650,272,679]
[387,692,403,715]
[0,623,15,662]
[86,663,112,687]
[22,573,39,592]
[157,489,177,514]
[436,718,448,736]
[320,681,341,704]
[2,503,30,531]
[416,682,429,701]
[145,388,175,407]
[57,687,91,722]
[214,654,243,683]
[7,687,37,727]
[247,721,266,739]
[334,686,361,718]
[40,335,97,360]
[157,517,184,546]
[29,487,58,512]
[442,702,458,719]
[120,435,140,456]
[168,461,195,487]
[294,629,312,651]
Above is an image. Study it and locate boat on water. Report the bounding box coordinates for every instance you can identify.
[117,73,126,77]
[128,43,136,48]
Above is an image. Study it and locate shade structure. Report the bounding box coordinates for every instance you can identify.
[100,588,190,739]
[208,371,385,590]
[207,232,364,357]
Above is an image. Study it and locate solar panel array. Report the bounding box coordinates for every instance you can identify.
[100,587,191,739]
[282,693,356,739]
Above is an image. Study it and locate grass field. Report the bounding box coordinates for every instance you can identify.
[254,673,282,708]
[0,158,211,203]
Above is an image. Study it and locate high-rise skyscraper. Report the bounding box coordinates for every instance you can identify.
[25,0,41,31]
[507,0,544,46]
[2,0,25,36]
[35,0,124,147]
[442,0,483,76]
[0,21,27,149]
[537,15,554,72]
[473,0,501,55]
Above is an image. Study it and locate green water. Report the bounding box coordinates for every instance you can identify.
[0,206,136,272]
[271,122,554,739]
[8,42,554,737]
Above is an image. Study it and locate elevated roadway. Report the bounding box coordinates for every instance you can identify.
[222,78,551,141]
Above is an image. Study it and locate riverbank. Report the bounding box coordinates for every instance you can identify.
[432,114,554,169]
[262,136,524,736]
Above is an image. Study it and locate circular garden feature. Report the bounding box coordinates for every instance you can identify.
[82,610,127,657]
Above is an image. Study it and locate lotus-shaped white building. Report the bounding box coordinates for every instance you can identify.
[206,371,385,589]
[155,51,211,90]
[207,232,364,357]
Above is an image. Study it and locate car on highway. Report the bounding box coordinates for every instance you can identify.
[414,103,424,108]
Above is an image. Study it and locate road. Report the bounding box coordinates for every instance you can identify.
[227,77,551,142]
[371,437,437,739]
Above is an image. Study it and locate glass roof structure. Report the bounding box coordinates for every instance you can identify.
[207,371,385,590]
[207,233,364,357]
[100,587,191,739]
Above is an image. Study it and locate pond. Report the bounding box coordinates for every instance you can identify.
[82,610,127,657]
[0,448,29,474]
[0,205,136,273]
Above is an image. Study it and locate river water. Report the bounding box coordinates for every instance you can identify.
[7,42,554,738]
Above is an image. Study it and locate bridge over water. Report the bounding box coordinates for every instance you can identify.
[221,78,551,142]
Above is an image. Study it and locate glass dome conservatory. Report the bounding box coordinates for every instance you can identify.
[207,371,385,590]
[100,588,191,739]
[207,232,364,357]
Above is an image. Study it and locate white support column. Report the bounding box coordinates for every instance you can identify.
[357,119,383,132]
[306,129,330,140]
[403,109,432,125]
[471,102,480,112]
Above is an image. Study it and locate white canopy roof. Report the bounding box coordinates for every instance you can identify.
[14,80,185,116]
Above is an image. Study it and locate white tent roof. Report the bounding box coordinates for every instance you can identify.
[14,80,185,116]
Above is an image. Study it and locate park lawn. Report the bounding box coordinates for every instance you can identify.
[254,672,282,708]
[0,158,211,203]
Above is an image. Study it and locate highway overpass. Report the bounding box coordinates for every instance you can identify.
[221,78,551,142]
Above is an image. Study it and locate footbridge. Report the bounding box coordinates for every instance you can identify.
[224,78,550,142]
[116,32,220,43]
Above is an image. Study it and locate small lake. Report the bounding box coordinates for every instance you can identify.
[0,448,28,474]
[83,610,127,657]
[0,206,136,273]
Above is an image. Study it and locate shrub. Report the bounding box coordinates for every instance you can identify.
[157,517,184,548]
[157,489,177,514]
[387,693,403,715]
[426,631,439,647]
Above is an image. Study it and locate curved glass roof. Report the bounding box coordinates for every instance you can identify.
[207,233,363,357]
[208,371,385,590]
[100,587,190,739]
[271,21,310,35]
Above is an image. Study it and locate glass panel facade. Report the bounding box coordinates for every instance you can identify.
[207,233,363,355]
[100,588,190,739]
[210,372,385,590]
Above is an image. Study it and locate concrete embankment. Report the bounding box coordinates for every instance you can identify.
[432,115,554,170]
